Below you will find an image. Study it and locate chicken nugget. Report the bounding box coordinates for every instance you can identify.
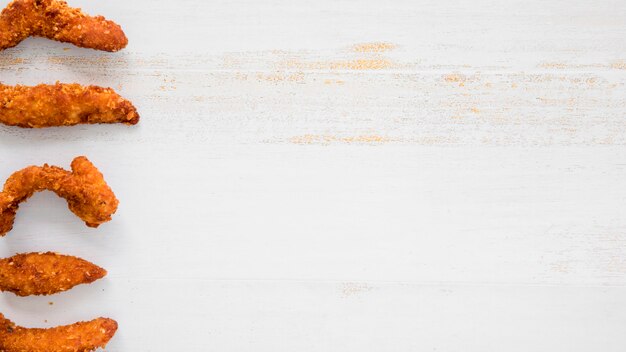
[0,0,127,52]
[0,156,119,236]
[0,82,139,128]
[0,313,118,352]
[0,252,106,296]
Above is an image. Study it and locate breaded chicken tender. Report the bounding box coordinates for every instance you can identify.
[0,313,118,352]
[0,0,127,51]
[0,156,119,236]
[0,82,139,128]
[0,252,106,296]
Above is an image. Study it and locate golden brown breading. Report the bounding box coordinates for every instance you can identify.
[0,313,118,352]
[0,0,127,52]
[0,156,119,236]
[0,82,139,128]
[0,252,106,296]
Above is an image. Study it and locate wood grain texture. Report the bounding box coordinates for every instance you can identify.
[1,0,625,351]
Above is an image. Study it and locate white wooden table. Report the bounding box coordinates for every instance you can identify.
[1,0,626,350]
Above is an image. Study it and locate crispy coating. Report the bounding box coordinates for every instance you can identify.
[0,156,119,236]
[0,252,106,296]
[0,313,117,352]
[0,82,139,128]
[0,0,127,52]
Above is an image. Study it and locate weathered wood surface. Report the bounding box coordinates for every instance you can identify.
[1,0,625,350]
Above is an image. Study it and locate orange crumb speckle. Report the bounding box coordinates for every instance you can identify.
[255,72,305,82]
[443,73,465,83]
[610,61,626,70]
[221,56,241,69]
[323,79,344,85]
[539,62,568,69]
[415,136,459,145]
[288,72,305,81]
[352,42,396,53]
[330,59,393,70]
[0,57,24,66]
[233,72,248,81]
[341,282,374,297]
[471,107,480,114]
[47,55,120,66]
[606,256,626,273]
[286,59,395,71]
[551,261,571,273]
[290,134,394,145]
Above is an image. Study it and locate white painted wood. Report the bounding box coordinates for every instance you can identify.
[1,0,626,350]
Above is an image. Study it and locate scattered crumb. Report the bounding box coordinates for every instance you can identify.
[551,261,571,273]
[352,42,396,53]
[342,282,373,297]
[255,72,305,82]
[286,59,395,71]
[0,57,25,66]
[539,62,568,69]
[221,55,241,69]
[443,73,465,83]
[610,61,626,70]
[323,79,344,85]
[290,134,394,145]
[48,56,111,65]
[607,256,626,273]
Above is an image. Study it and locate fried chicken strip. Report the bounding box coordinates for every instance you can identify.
[0,0,127,52]
[0,313,117,352]
[0,252,106,296]
[0,156,119,236]
[0,82,139,128]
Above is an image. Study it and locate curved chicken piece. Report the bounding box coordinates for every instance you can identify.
[0,156,119,236]
[0,0,127,52]
[0,313,118,352]
[0,82,139,128]
[0,252,107,296]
